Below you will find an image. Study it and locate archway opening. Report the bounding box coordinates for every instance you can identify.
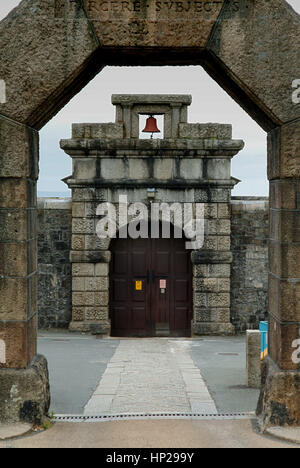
[36,65,268,416]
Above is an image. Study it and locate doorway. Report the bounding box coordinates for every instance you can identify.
[110,231,192,338]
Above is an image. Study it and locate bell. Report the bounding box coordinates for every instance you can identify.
[142,115,160,138]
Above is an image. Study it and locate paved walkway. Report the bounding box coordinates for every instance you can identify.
[84,339,217,415]
[1,333,299,448]
[38,332,259,416]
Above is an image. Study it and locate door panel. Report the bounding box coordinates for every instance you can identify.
[110,232,192,337]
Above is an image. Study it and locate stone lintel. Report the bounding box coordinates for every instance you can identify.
[111,94,192,107]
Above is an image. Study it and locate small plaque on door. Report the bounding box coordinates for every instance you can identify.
[160,279,167,289]
[136,281,143,291]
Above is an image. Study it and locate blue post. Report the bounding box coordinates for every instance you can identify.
[259,321,268,360]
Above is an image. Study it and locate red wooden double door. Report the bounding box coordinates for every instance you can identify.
[110,235,192,337]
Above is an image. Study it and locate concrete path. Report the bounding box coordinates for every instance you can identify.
[0,419,299,448]
[84,339,217,415]
[38,331,119,414]
[38,332,259,416]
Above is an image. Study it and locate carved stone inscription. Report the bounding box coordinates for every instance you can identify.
[87,1,232,17]
[83,0,228,47]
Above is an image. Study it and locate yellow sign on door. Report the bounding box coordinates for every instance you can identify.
[136,281,142,291]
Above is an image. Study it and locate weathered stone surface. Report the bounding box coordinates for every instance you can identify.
[0,0,99,127]
[191,251,233,264]
[0,179,28,209]
[207,292,230,308]
[218,203,231,219]
[179,123,232,139]
[73,292,95,307]
[72,218,95,235]
[268,315,299,371]
[0,116,39,178]
[85,307,109,321]
[72,188,107,203]
[112,94,192,106]
[0,209,27,243]
[70,250,111,263]
[38,206,72,329]
[0,279,28,322]
[83,1,225,48]
[72,262,95,277]
[246,330,261,389]
[268,121,300,180]
[1,243,27,277]
[257,357,300,428]
[85,235,111,251]
[95,263,109,277]
[195,188,232,203]
[269,241,300,278]
[72,307,85,322]
[207,0,300,126]
[72,234,85,251]
[269,179,298,211]
[69,320,110,335]
[73,277,108,292]
[0,315,37,369]
[193,263,231,278]
[194,307,230,323]
[270,209,300,244]
[0,355,50,424]
[193,322,235,336]
[269,275,300,323]
[231,198,269,332]
[72,123,124,139]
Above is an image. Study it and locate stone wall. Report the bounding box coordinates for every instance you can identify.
[37,199,72,329]
[231,197,269,332]
[37,197,269,332]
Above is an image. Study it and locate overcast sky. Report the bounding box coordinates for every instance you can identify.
[1,1,299,197]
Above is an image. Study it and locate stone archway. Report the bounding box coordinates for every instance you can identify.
[0,0,299,427]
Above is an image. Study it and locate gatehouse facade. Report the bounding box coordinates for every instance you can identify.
[60,94,244,337]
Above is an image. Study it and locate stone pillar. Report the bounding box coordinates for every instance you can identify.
[0,115,50,424]
[69,188,111,335]
[257,121,300,427]
[170,104,181,138]
[246,330,261,389]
